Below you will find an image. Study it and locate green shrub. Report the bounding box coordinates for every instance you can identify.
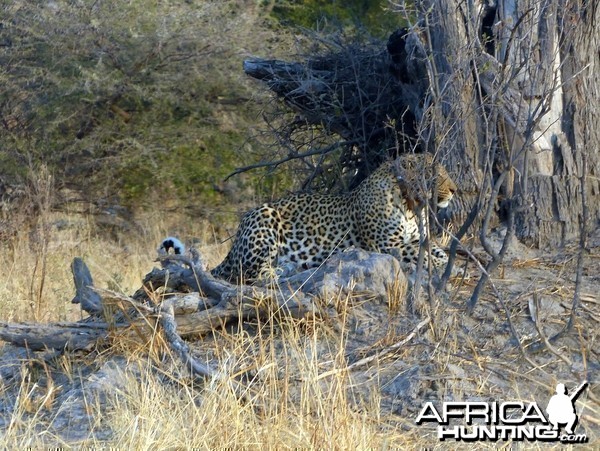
[0,1,286,212]
[270,0,408,37]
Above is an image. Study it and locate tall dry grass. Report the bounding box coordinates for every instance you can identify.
[99,325,411,449]
[0,168,227,323]
[0,213,152,323]
[0,177,415,446]
[0,218,413,446]
[1,328,414,448]
[2,177,597,447]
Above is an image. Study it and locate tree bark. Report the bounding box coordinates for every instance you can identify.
[510,0,600,245]
[421,0,600,246]
[242,1,599,247]
[556,0,600,236]
[416,0,487,230]
[0,322,108,351]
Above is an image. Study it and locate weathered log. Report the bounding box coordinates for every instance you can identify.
[0,256,332,352]
[71,257,103,315]
[0,322,108,351]
[159,298,216,379]
[150,254,330,320]
[0,290,323,352]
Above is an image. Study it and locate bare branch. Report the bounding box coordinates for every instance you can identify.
[315,316,431,380]
[225,141,353,181]
[159,298,217,380]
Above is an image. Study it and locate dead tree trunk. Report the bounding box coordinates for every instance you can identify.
[242,0,599,249]
[398,0,600,246]
[412,0,487,232]
[0,257,332,353]
[493,0,600,246]
[546,0,599,246]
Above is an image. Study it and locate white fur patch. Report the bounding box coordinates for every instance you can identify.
[160,236,185,255]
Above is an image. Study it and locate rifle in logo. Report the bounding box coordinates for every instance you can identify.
[546,381,588,435]
[570,382,588,401]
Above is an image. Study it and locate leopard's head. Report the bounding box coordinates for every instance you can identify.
[394,153,457,209]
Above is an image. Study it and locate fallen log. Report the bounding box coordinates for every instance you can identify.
[0,321,109,351]
[0,255,332,354]
[0,248,405,383]
[159,297,216,379]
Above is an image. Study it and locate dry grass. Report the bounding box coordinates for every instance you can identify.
[0,215,159,323]
[99,330,408,449]
[0,204,599,447]
[0,208,413,447]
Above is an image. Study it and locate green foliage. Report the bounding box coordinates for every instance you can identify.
[163,132,243,200]
[0,0,280,211]
[0,0,413,217]
[0,151,27,183]
[270,0,408,37]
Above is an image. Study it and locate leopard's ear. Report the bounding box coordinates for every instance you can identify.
[396,178,417,211]
[405,195,416,211]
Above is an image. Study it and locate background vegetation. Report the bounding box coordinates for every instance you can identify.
[271,0,407,37]
[2,2,249,231]
[1,0,397,228]
[0,0,597,447]
[0,7,423,447]
[0,0,404,315]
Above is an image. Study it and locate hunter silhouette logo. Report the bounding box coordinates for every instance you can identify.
[416,380,589,443]
[546,381,588,435]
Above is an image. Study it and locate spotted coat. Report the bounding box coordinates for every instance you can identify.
[212,153,457,283]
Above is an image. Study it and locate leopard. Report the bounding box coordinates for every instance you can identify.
[162,153,457,283]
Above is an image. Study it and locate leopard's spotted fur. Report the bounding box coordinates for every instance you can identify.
[210,153,457,283]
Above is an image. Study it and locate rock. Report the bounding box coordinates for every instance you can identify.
[282,248,407,303]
